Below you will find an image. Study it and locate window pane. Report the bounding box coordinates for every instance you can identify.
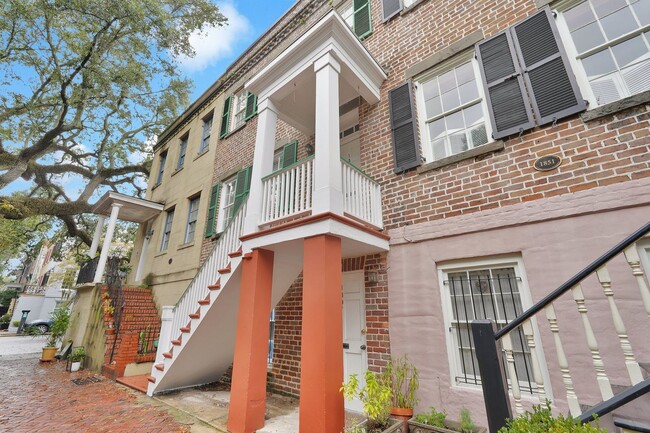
[600,7,637,41]
[446,110,464,133]
[470,124,488,148]
[634,0,650,25]
[463,103,484,127]
[422,78,439,100]
[425,96,442,118]
[591,73,624,104]
[431,138,447,161]
[571,21,606,53]
[428,118,446,140]
[611,35,649,68]
[582,49,618,79]
[564,1,596,31]
[591,0,627,18]
[449,132,468,155]
[441,89,461,112]
[456,62,475,85]
[438,69,457,94]
[621,60,650,94]
[458,81,479,105]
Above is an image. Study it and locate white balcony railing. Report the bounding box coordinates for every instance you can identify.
[260,156,314,225]
[169,201,248,340]
[341,159,383,229]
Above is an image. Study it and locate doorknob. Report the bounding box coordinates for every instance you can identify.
[360,345,366,350]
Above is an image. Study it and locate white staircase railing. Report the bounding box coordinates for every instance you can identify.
[341,159,383,229]
[260,156,314,224]
[168,201,248,342]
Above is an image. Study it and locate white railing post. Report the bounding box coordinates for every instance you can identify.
[624,244,650,317]
[156,306,174,364]
[341,160,383,228]
[260,158,314,225]
[596,266,644,385]
[502,333,524,415]
[571,284,613,400]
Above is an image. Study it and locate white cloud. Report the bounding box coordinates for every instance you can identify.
[176,2,252,72]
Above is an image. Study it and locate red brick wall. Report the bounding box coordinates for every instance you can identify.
[267,253,391,397]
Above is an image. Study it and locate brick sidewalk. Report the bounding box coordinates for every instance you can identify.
[0,356,191,433]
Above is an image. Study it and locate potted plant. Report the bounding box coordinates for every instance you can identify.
[342,370,401,433]
[382,355,419,430]
[40,306,70,362]
[498,401,606,433]
[69,347,86,372]
[0,313,10,330]
[409,407,486,433]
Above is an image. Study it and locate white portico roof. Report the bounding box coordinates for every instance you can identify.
[246,11,387,134]
[91,191,163,223]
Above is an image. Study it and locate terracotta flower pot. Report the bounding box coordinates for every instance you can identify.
[40,347,58,362]
[391,407,413,432]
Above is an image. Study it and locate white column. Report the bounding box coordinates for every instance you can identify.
[313,52,344,215]
[94,203,122,283]
[156,306,175,365]
[88,216,105,258]
[135,221,152,282]
[244,98,278,234]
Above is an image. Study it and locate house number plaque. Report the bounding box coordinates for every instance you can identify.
[534,155,562,172]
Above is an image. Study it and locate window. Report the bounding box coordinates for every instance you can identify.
[381,0,416,21]
[156,151,167,185]
[268,309,276,364]
[176,136,188,170]
[183,196,200,244]
[216,166,252,233]
[337,0,372,39]
[219,91,257,138]
[272,141,298,172]
[204,184,220,238]
[416,56,490,162]
[160,208,174,251]
[199,115,213,154]
[439,259,537,393]
[557,0,650,106]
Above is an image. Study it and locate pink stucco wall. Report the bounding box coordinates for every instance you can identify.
[387,178,650,427]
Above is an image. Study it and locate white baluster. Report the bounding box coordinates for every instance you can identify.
[545,304,581,417]
[624,245,650,318]
[502,333,523,415]
[522,320,547,402]
[596,267,644,385]
[571,284,614,400]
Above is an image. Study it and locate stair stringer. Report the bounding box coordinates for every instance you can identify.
[148,249,304,395]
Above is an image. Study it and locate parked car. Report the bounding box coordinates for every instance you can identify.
[26,320,52,333]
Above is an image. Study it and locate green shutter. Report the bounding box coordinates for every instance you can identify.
[231,166,252,217]
[219,96,232,139]
[353,0,372,39]
[281,141,298,168]
[204,183,220,238]
[244,92,258,121]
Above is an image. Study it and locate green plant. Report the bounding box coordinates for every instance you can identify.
[381,355,419,409]
[0,313,11,325]
[341,370,392,430]
[70,347,86,362]
[45,306,71,348]
[498,401,607,433]
[344,424,367,433]
[459,408,474,433]
[414,407,447,427]
[11,320,21,327]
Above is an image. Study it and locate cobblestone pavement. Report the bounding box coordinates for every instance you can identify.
[0,355,200,433]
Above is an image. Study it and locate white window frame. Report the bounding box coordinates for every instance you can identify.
[216,175,237,233]
[437,256,552,398]
[415,50,494,164]
[554,0,650,108]
[183,196,200,244]
[338,1,354,28]
[230,89,248,131]
[160,208,174,251]
[638,239,650,277]
[156,151,167,185]
[176,135,188,170]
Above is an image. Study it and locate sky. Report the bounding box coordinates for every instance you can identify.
[181,0,297,100]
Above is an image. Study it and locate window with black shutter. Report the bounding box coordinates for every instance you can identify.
[389,81,421,173]
[476,7,586,139]
[232,166,252,216]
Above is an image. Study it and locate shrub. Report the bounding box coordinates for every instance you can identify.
[341,370,392,431]
[414,407,446,427]
[498,401,607,433]
[381,355,419,409]
[460,408,475,433]
[0,313,11,325]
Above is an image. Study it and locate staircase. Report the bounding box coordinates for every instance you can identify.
[472,221,650,432]
[147,201,303,395]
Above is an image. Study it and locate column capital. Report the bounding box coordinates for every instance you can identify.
[314,52,341,74]
[110,203,124,209]
[257,98,278,115]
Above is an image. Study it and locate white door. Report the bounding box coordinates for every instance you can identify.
[343,271,368,413]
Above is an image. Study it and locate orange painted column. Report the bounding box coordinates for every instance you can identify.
[227,248,274,433]
[300,234,344,433]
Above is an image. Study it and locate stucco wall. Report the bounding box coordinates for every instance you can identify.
[387,180,650,425]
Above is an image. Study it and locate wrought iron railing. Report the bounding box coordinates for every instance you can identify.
[472,221,650,432]
[137,325,159,356]
[76,257,99,284]
[106,256,126,364]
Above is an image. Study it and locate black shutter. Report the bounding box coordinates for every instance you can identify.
[353,0,372,39]
[389,81,421,174]
[382,0,402,22]
[476,32,535,139]
[204,183,220,238]
[281,141,298,168]
[219,96,232,139]
[512,8,586,126]
[244,92,258,121]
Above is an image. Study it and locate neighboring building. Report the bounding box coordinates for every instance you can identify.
[119,1,649,432]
